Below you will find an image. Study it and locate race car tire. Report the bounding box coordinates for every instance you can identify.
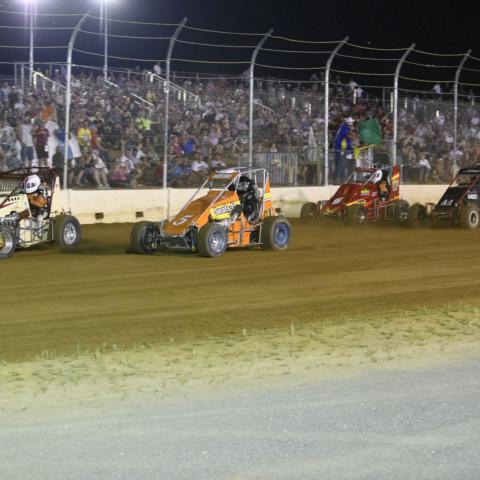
[459,204,480,230]
[300,202,318,220]
[54,214,82,251]
[197,222,228,257]
[346,204,367,226]
[130,221,158,255]
[0,227,15,259]
[261,216,291,251]
[393,200,410,225]
[407,203,428,228]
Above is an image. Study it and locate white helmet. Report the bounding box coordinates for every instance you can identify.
[25,174,41,194]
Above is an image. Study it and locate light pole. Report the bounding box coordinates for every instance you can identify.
[24,0,36,85]
[99,0,114,81]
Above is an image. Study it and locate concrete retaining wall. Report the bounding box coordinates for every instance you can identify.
[60,185,448,225]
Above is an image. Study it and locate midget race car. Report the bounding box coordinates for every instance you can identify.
[300,165,409,226]
[0,168,82,259]
[129,168,291,257]
[408,165,480,229]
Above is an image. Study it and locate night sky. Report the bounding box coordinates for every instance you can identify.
[1,0,479,90]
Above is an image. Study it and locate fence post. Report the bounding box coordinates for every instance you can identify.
[163,18,187,192]
[453,50,471,173]
[324,36,348,186]
[249,29,273,169]
[392,43,415,166]
[20,63,25,91]
[64,11,91,194]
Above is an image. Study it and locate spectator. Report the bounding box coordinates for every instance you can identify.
[77,120,92,150]
[191,154,209,174]
[418,152,432,183]
[333,117,354,183]
[33,120,49,168]
[52,145,65,186]
[91,149,111,189]
[18,118,35,167]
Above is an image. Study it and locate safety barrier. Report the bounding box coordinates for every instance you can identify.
[60,185,449,224]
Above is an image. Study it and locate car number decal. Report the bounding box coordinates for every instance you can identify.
[172,214,194,226]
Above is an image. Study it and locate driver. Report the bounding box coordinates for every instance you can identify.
[372,169,389,201]
[25,174,47,215]
[237,175,259,221]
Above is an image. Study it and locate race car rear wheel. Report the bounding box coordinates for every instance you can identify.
[300,202,318,220]
[130,221,158,254]
[0,227,15,259]
[459,204,480,230]
[197,223,227,257]
[54,214,82,251]
[393,200,410,225]
[261,216,291,251]
[407,203,428,228]
[346,204,367,226]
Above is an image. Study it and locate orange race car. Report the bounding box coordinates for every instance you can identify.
[129,168,291,257]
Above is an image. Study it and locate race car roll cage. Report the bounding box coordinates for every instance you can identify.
[443,167,480,204]
[157,168,270,251]
[344,165,391,189]
[180,168,268,221]
[0,167,58,246]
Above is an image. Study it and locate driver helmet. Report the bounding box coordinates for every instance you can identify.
[25,174,41,194]
[372,169,383,184]
[237,175,252,193]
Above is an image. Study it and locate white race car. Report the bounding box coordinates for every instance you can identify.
[0,168,81,259]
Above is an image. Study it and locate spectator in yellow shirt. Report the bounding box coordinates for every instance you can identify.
[77,121,92,149]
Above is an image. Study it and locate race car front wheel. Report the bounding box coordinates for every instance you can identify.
[54,215,82,252]
[0,227,15,259]
[130,221,158,254]
[407,203,428,228]
[459,204,480,230]
[300,202,318,220]
[346,205,367,226]
[261,216,291,251]
[197,223,227,257]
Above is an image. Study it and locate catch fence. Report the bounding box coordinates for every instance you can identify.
[1,7,480,187]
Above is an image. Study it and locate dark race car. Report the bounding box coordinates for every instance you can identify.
[300,165,409,226]
[408,166,480,229]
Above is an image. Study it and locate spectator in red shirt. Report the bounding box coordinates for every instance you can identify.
[33,121,49,167]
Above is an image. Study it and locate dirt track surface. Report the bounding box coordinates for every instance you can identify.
[2,220,480,364]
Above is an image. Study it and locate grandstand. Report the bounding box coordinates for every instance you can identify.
[1,7,480,188]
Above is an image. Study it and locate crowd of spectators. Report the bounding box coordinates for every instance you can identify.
[0,67,479,188]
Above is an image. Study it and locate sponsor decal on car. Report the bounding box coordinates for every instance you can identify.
[468,192,478,200]
[331,197,343,205]
[360,189,370,195]
[212,173,234,180]
[210,201,241,220]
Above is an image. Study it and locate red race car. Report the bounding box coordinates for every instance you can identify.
[300,165,409,226]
